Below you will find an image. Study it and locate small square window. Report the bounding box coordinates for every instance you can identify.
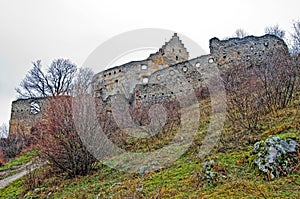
[142,77,148,84]
[141,65,147,70]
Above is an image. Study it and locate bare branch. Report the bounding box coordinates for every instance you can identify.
[290,20,300,54]
[265,25,285,39]
[16,59,78,99]
[233,29,249,38]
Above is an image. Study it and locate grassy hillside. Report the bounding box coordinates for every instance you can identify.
[1,94,299,198]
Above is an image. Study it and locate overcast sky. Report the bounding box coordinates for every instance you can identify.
[0,0,299,127]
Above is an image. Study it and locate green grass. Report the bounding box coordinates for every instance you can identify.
[1,147,298,199]
[0,150,38,198]
[18,150,299,199]
[1,95,299,198]
[0,178,24,198]
[0,150,38,172]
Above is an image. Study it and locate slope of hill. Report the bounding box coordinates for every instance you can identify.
[1,92,299,198]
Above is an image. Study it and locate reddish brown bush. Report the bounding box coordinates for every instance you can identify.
[0,150,5,166]
[32,97,96,178]
[223,47,298,132]
[0,133,32,161]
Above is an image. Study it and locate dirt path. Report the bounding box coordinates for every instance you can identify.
[0,159,43,189]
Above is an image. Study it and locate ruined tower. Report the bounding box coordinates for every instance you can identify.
[92,33,189,99]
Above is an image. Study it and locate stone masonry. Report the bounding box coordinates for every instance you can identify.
[92,33,189,99]
[9,33,289,135]
[9,97,47,135]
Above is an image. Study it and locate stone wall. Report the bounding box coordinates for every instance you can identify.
[133,55,213,104]
[9,97,47,135]
[209,34,289,69]
[92,33,189,99]
[97,34,290,108]
[132,34,290,105]
[9,34,291,136]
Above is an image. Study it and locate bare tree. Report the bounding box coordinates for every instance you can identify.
[71,67,94,96]
[0,123,8,138]
[0,123,32,160]
[265,24,285,39]
[290,20,300,55]
[255,48,296,110]
[33,97,96,177]
[16,59,77,99]
[223,45,297,132]
[233,29,249,38]
[223,63,262,131]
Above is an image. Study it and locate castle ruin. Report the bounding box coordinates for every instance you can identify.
[92,33,189,99]
[9,33,289,135]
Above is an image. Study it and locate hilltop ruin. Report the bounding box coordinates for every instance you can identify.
[9,33,289,135]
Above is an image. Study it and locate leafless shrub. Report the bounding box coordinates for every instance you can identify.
[233,29,249,38]
[94,96,181,152]
[0,132,32,160]
[22,164,51,194]
[290,20,300,55]
[32,97,96,178]
[223,47,297,132]
[265,25,285,39]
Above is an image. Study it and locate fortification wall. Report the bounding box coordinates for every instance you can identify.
[133,55,212,104]
[133,34,290,105]
[9,97,47,135]
[92,33,189,99]
[209,34,289,69]
[9,34,291,136]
